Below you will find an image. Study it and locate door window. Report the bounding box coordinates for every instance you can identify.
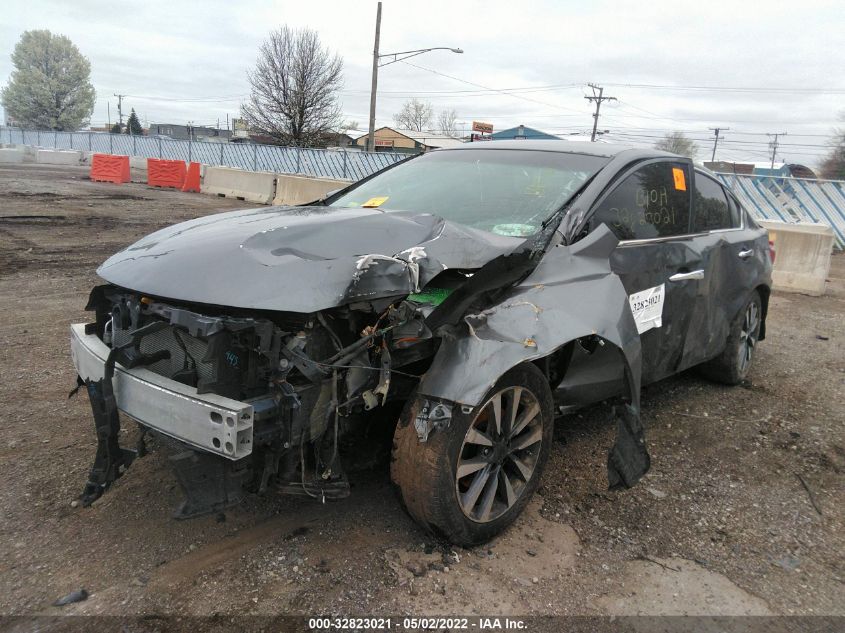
[727,194,742,228]
[590,162,692,240]
[692,173,734,231]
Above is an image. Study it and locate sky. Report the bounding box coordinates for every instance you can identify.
[1,0,843,167]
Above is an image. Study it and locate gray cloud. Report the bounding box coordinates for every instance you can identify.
[1,0,841,167]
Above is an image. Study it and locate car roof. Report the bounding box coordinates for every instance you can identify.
[437,139,676,159]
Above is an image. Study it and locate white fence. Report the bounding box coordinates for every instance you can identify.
[4,125,843,248]
[0,126,406,182]
[715,173,845,250]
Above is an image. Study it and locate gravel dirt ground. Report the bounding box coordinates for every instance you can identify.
[0,164,843,620]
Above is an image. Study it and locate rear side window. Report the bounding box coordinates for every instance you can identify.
[693,173,735,231]
[590,161,692,240]
[727,194,742,228]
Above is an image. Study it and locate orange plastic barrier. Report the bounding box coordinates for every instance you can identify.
[181,162,201,193]
[90,154,130,184]
[147,158,187,189]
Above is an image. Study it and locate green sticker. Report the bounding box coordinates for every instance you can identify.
[407,287,452,306]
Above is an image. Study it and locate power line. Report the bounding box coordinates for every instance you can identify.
[398,60,586,115]
[113,93,127,128]
[767,132,788,168]
[601,82,845,94]
[584,84,616,142]
[709,127,729,161]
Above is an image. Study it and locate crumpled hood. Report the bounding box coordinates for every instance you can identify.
[98,205,523,312]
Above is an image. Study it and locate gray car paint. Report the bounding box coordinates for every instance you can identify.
[88,141,772,492]
[97,206,524,312]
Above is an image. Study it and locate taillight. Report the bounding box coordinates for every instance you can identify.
[768,240,776,263]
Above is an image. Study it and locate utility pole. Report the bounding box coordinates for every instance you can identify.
[113,94,126,130]
[367,1,383,152]
[584,84,616,142]
[767,132,787,169]
[709,127,729,162]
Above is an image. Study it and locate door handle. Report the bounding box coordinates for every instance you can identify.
[669,270,704,282]
[738,248,754,259]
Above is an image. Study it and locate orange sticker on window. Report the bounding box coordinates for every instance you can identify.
[672,167,687,191]
[362,196,389,208]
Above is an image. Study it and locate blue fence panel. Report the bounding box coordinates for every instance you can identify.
[716,172,844,249]
[2,125,406,181]
[220,143,251,170]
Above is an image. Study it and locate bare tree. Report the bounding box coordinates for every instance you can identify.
[819,114,845,180]
[393,98,433,132]
[241,26,343,146]
[437,109,459,137]
[655,131,698,159]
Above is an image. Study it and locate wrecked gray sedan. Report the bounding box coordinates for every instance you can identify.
[70,141,773,545]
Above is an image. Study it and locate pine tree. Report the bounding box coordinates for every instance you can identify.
[126,109,143,135]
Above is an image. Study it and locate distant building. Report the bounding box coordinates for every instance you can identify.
[490,125,557,141]
[148,123,232,142]
[322,129,361,148]
[703,161,756,175]
[353,127,464,153]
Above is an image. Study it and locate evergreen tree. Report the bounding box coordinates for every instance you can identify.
[126,109,143,135]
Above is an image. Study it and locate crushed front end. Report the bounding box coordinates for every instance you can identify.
[71,284,438,517]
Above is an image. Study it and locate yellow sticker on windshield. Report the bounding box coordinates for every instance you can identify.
[672,167,687,191]
[362,196,389,208]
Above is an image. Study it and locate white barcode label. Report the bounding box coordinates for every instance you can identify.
[629,284,665,334]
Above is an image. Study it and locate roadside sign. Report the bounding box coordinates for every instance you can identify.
[472,121,493,134]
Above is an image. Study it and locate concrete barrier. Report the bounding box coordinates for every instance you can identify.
[0,148,25,163]
[128,156,148,183]
[759,220,834,296]
[273,173,351,206]
[36,149,82,165]
[202,166,276,204]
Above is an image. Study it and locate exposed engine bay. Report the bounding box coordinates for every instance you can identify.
[76,280,453,516]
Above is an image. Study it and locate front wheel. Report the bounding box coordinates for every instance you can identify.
[699,290,762,385]
[391,363,554,546]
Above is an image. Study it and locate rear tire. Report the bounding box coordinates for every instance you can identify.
[699,290,762,385]
[391,363,554,546]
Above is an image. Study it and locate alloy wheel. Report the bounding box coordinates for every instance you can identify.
[455,385,544,523]
[738,302,759,373]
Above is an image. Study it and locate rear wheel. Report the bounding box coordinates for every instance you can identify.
[699,290,762,385]
[391,363,553,546]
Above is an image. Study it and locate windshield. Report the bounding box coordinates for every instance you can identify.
[329,149,609,237]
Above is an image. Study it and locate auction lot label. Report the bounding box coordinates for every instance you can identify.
[629,283,665,334]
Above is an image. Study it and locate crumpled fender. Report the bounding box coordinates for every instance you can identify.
[416,225,650,488]
[418,225,642,406]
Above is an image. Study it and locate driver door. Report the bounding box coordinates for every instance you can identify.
[587,159,699,384]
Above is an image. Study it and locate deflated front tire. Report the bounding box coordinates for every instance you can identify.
[391,363,554,546]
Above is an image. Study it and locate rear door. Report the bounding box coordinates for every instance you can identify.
[588,159,700,384]
[686,172,768,365]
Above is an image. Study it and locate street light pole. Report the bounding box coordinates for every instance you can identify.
[366,2,462,153]
[367,2,382,152]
